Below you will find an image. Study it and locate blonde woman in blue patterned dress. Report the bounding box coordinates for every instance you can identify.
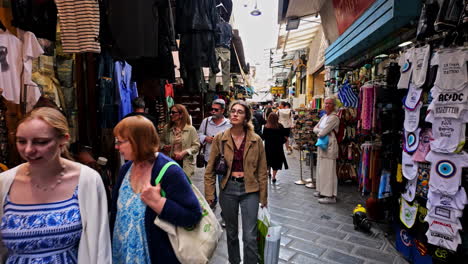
[0,107,111,263]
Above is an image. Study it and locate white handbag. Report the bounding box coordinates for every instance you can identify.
[153,161,223,264]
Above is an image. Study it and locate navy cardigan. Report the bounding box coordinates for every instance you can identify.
[110,154,202,264]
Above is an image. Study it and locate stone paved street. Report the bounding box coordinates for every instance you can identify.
[192,151,408,264]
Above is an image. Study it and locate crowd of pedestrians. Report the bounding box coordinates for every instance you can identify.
[0,97,340,263]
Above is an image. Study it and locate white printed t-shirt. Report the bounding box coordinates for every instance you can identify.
[429,86,468,119]
[398,47,414,89]
[0,30,23,104]
[18,31,44,110]
[426,229,461,251]
[428,205,463,223]
[404,102,422,132]
[427,187,467,210]
[426,151,468,195]
[425,111,467,153]
[425,215,462,237]
[410,44,431,88]
[431,48,468,91]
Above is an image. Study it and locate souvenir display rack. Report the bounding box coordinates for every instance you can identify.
[292,107,320,184]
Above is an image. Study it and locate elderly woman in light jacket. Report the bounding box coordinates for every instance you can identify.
[313,97,340,204]
[160,104,200,177]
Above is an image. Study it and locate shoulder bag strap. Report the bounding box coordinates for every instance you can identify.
[154,161,181,197]
[202,118,209,153]
[220,132,225,158]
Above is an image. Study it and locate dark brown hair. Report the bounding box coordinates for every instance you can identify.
[265,112,281,129]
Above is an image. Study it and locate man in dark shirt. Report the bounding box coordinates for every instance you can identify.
[124,97,158,129]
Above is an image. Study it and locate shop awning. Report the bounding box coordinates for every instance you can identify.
[325,0,422,66]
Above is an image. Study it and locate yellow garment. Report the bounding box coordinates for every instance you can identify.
[32,72,66,109]
[396,163,403,183]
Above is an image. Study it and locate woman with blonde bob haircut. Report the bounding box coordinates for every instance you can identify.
[0,107,111,263]
[111,115,201,264]
[160,104,200,177]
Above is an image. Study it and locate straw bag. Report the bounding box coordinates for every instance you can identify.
[153,161,222,264]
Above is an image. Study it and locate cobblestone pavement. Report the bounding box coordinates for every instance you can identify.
[192,151,408,264]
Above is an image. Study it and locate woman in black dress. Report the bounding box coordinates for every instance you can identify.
[263,113,289,183]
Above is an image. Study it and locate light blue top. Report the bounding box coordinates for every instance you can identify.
[1,187,82,264]
[115,61,138,120]
[198,116,231,162]
[112,166,151,264]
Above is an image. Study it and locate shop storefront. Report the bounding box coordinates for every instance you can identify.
[321,0,468,262]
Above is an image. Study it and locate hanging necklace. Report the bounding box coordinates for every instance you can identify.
[26,163,67,192]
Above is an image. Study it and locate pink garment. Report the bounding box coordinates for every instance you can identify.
[360,84,375,131]
[413,128,432,162]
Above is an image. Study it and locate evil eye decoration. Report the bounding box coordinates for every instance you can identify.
[407,132,416,147]
[436,160,456,178]
[402,60,412,73]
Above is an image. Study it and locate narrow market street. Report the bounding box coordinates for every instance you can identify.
[192,151,408,264]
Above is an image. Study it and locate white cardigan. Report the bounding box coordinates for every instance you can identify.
[0,163,112,263]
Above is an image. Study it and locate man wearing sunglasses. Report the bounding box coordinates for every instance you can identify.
[198,99,231,219]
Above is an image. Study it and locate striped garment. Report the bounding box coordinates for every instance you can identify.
[55,0,101,53]
[0,187,82,264]
[338,82,358,108]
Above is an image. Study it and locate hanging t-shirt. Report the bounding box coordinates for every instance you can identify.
[400,198,418,228]
[404,128,421,153]
[404,102,422,132]
[18,31,44,111]
[413,128,432,162]
[0,30,23,104]
[398,47,415,89]
[428,205,463,223]
[402,151,418,180]
[428,85,468,120]
[426,151,468,195]
[425,111,468,153]
[404,83,423,110]
[431,48,467,91]
[425,215,462,237]
[410,44,431,88]
[427,187,467,210]
[425,229,461,251]
[402,177,417,202]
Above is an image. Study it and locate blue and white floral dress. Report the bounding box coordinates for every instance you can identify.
[0,187,82,264]
[112,166,151,264]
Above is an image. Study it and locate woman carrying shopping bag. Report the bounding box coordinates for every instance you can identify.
[110,116,202,264]
[205,100,268,264]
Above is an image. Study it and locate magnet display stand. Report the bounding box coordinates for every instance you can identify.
[294,150,306,185]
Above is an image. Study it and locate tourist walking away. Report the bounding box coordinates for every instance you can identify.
[160,104,200,177]
[0,107,111,263]
[111,116,202,264]
[263,112,289,183]
[124,97,159,129]
[278,101,293,154]
[313,97,340,204]
[205,100,268,264]
[198,98,231,212]
[251,104,265,137]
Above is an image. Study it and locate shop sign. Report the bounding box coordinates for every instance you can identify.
[333,0,376,35]
[270,86,285,94]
